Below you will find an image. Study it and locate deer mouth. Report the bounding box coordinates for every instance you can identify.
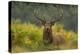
[46,28,50,32]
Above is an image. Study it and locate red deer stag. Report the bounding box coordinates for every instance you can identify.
[34,5,65,45]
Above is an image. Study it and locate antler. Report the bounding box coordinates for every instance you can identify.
[34,9,46,24]
[51,5,64,24]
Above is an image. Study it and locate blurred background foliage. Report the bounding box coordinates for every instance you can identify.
[10,1,78,53]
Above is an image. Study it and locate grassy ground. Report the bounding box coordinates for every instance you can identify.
[11,19,78,53]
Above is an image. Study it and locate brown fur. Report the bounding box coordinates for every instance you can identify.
[53,34,65,45]
[43,25,53,44]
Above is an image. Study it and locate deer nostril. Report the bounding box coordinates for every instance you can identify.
[47,28,49,31]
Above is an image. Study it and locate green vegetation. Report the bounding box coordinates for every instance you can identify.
[11,19,78,53]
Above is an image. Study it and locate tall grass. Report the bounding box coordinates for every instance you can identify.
[11,19,78,53]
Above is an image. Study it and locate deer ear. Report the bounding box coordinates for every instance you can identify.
[51,21,55,25]
[41,21,46,25]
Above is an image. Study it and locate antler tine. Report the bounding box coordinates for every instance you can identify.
[33,9,46,23]
[54,5,64,22]
[60,5,64,18]
[50,15,56,22]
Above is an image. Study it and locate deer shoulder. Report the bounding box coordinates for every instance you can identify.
[52,33,65,45]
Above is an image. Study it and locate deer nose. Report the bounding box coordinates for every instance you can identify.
[47,28,48,30]
[46,27,50,31]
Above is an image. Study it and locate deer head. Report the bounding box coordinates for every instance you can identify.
[34,5,64,44]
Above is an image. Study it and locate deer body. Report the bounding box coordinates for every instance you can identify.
[53,34,65,45]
